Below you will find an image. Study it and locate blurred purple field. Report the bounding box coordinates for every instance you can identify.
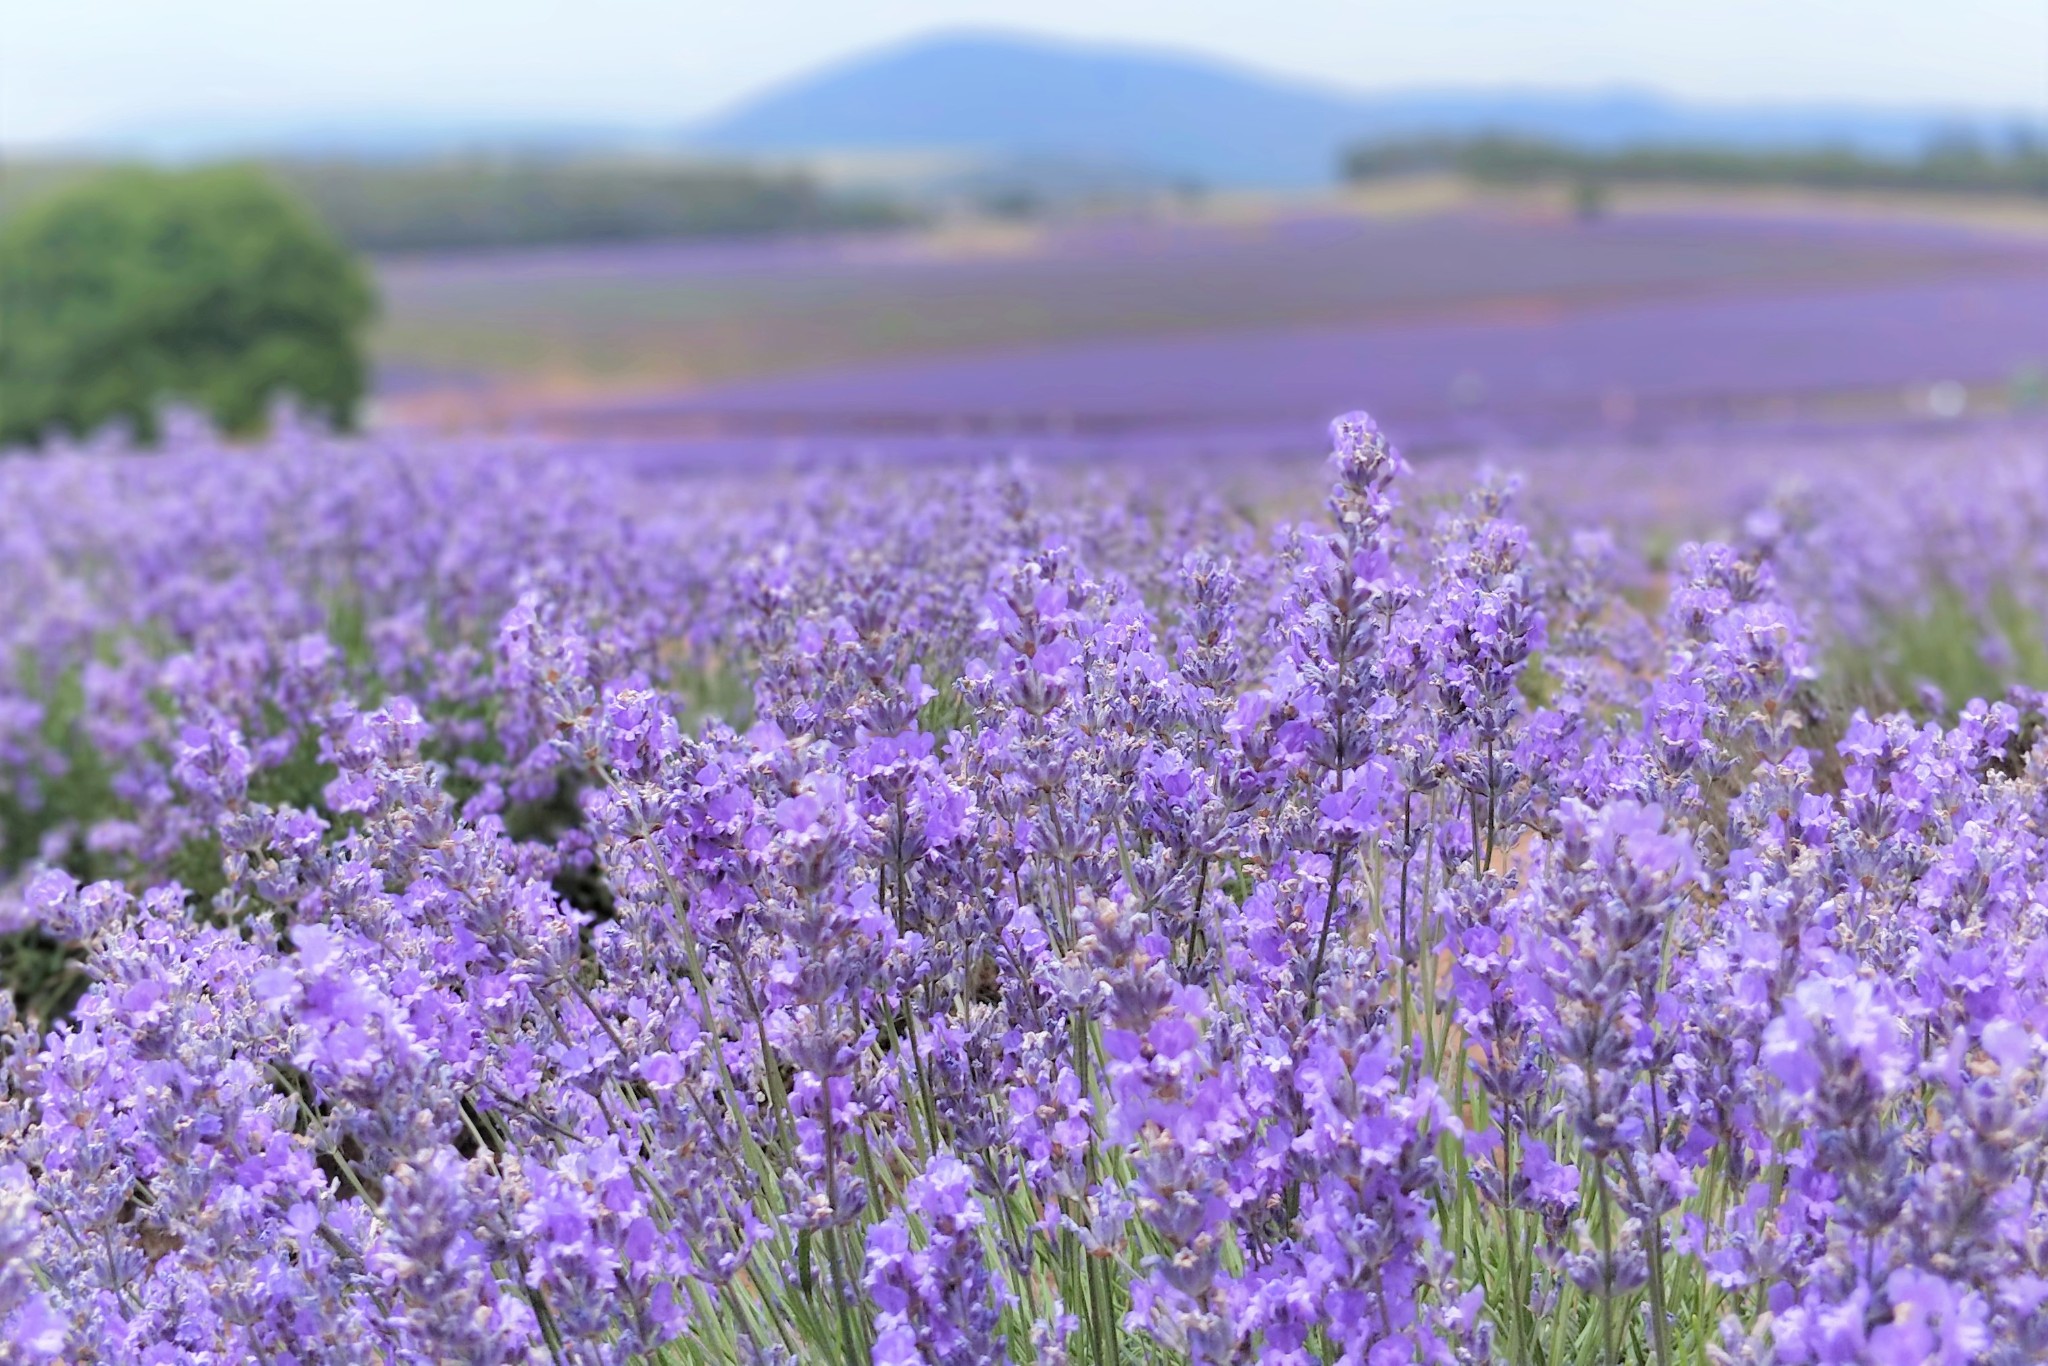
[376,199,2048,465]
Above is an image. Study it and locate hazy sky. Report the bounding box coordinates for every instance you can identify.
[6,0,2046,145]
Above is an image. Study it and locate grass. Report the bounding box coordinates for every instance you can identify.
[1828,582,2048,717]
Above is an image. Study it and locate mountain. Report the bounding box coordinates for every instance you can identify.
[53,29,2030,185]
[693,32,1368,187]
[691,30,2022,188]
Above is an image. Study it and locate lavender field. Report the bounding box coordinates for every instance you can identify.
[375,203,2048,462]
[6,406,2048,1363]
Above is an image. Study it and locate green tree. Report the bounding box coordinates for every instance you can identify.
[0,165,375,448]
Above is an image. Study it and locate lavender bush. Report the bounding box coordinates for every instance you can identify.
[2,413,2047,1365]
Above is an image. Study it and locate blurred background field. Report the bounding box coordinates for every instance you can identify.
[365,193,2048,466]
[4,13,2047,469]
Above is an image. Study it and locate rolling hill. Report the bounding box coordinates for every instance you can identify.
[690,30,2016,189]
[64,29,2034,191]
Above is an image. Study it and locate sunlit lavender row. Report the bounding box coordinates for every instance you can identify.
[3,414,2048,1365]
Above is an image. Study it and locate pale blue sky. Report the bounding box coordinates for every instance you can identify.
[6,0,2045,146]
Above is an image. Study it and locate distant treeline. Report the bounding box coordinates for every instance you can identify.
[0,156,914,253]
[1343,129,2048,198]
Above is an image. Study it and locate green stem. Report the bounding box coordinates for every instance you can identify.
[1304,842,1350,1024]
[1596,1158,1617,1366]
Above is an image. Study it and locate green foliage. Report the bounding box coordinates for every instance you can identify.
[1828,585,2048,716]
[917,680,979,738]
[1515,652,1561,709]
[0,666,117,880]
[669,656,757,735]
[0,165,375,448]
[0,929,87,1031]
[1570,176,1609,220]
[3,155,916,258]
[1344,127,2048,198]
[266,156,912,253]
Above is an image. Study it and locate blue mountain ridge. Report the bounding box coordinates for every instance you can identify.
[690,29,2028,188]
[74,29,2035,184]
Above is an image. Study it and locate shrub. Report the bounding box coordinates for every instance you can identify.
[0,166,374,447]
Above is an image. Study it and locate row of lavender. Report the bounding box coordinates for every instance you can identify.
[1,417,2046,1364]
